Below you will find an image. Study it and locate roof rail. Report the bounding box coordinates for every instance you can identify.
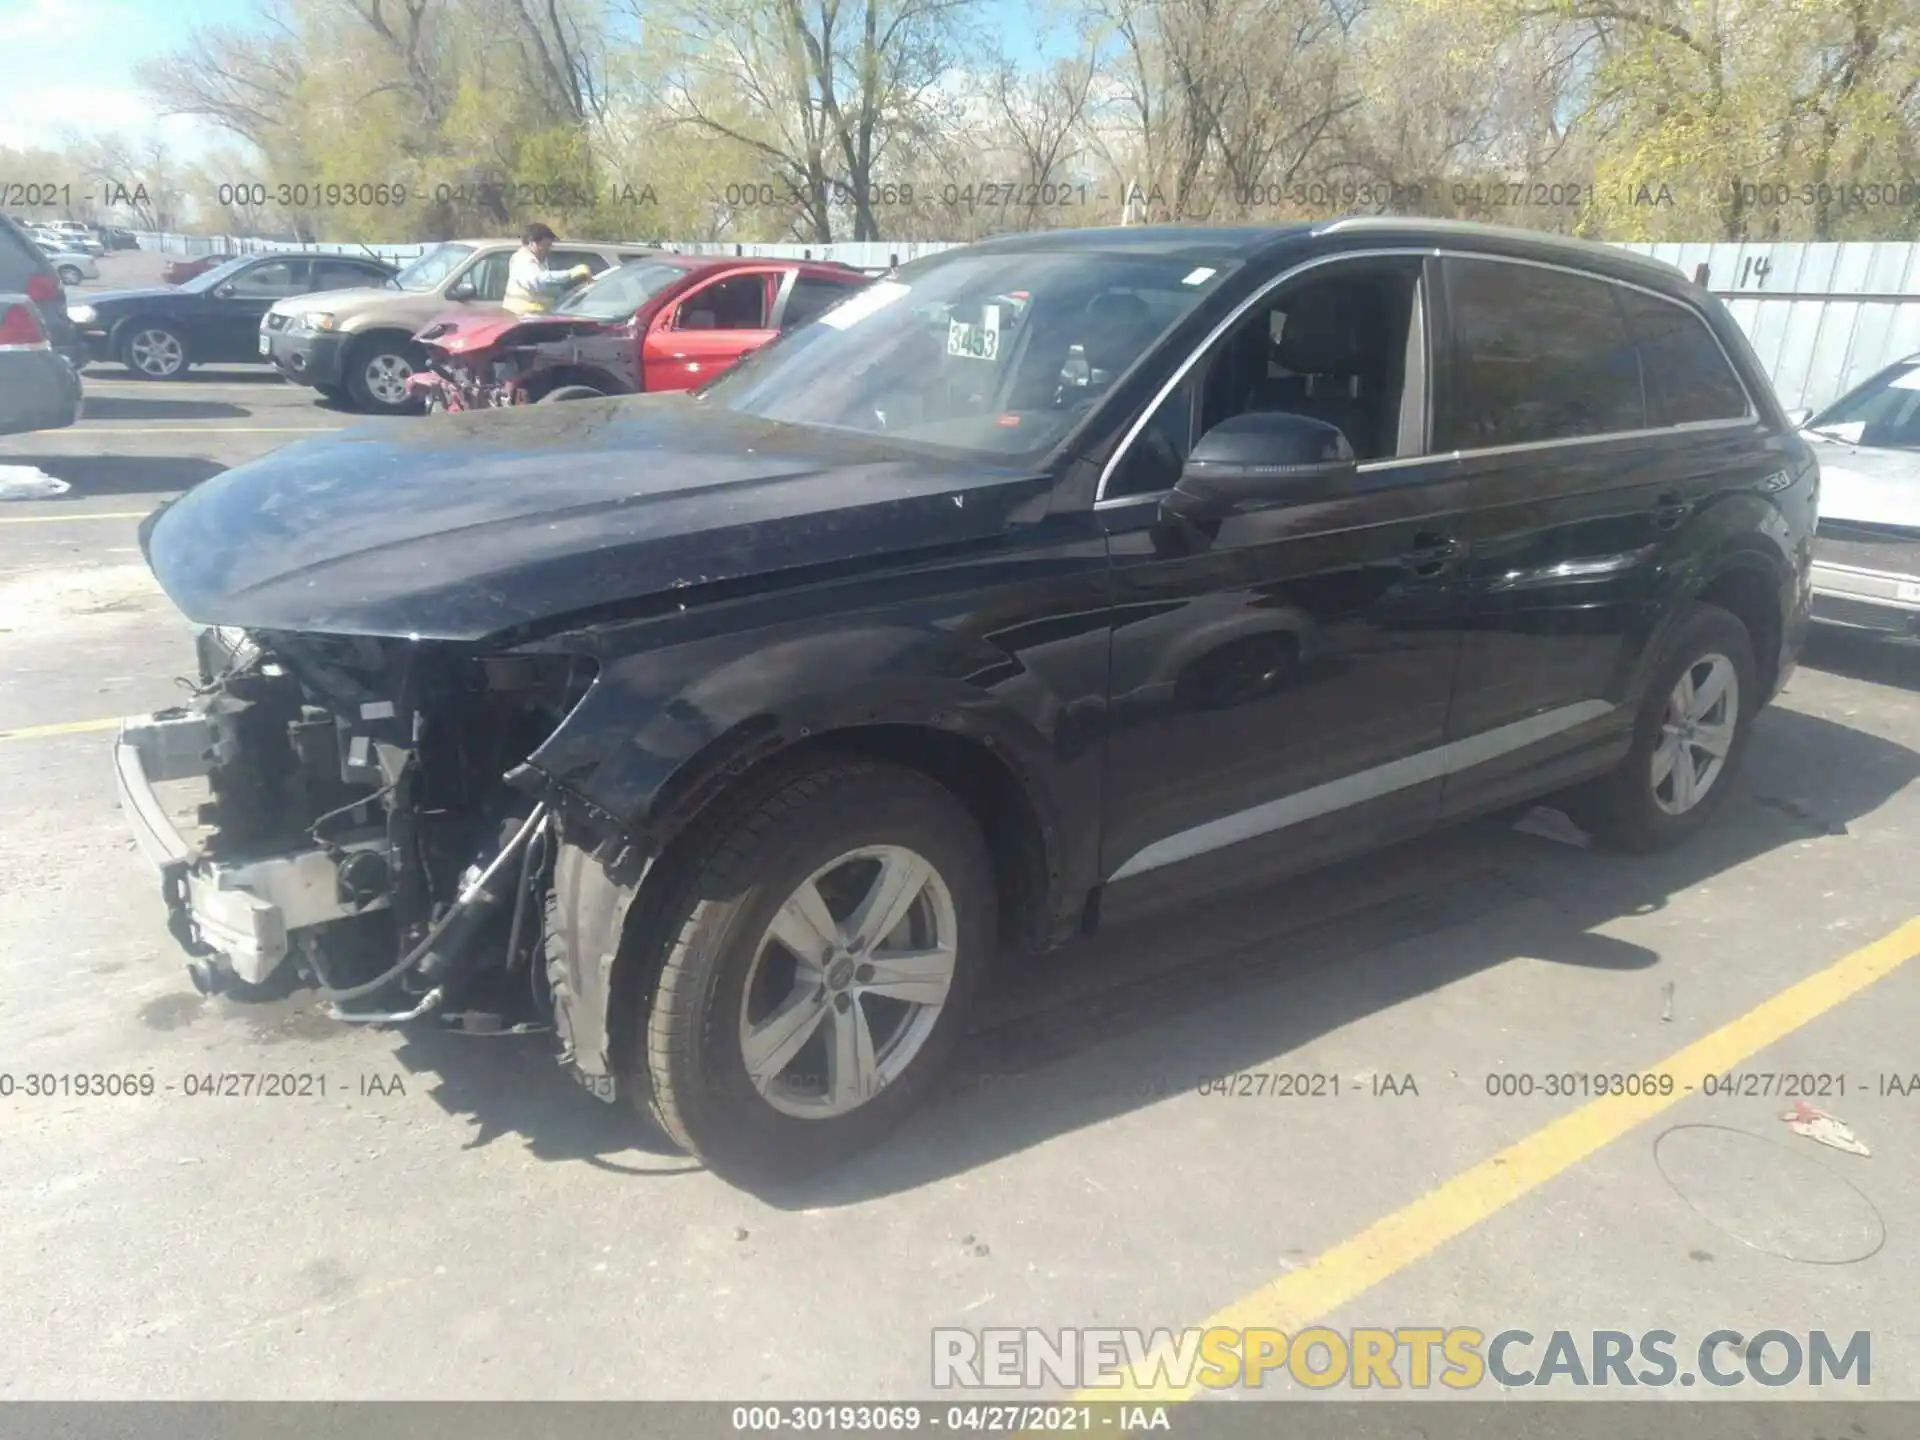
[1315,215,1683,276]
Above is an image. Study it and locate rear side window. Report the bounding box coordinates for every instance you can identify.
[550,249,611,276]
[782,274,863,329]
[1616,289,1750,425]
[0,217,53,291]
[1441,257,1646,449]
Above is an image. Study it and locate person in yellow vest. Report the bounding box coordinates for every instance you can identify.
[503,223,591,315]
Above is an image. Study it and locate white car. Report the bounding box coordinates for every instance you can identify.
[33,239,98,286]
[1798,354,1920,636]
[47,221,106,256]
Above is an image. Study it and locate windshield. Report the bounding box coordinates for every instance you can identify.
[557,260,689,319]
[700,247,1234,461]
[1805,362,1920,450]
[179,257,257,292]
[391,243,474,292]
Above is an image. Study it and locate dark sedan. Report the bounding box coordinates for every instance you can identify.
[68,252,396,378]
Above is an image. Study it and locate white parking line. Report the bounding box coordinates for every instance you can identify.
[0,511,151,525]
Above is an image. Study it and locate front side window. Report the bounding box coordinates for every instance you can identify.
[1440,257,1645,450]
[1804,362,1920,450]
[1105,257,1426,499]
[227,259,311,297]
[675,273,771,330]
[1616,288,1749,425]
[462,251,513,301]
[703,247,1235,463]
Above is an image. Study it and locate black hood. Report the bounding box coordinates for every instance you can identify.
[140,395,1051,642]
[76,286,196,309]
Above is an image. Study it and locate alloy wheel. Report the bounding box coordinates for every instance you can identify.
[1651,652,1739,816]
[363,353,413,407]
[128,329,184,377]
[738,844,958,1120]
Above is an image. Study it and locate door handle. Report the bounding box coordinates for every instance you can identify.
[1652,492,1693,530]
[1400,532,1461,576]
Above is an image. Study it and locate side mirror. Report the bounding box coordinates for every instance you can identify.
[1165,411,1358,522]
[448,279,477,301]
[213,283,235,298]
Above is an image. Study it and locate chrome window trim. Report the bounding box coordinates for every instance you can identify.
[1094,245,1763,508]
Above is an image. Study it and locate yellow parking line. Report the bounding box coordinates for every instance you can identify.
[0,511,150,525]
[0,716,122,742]
[1081,913,1920,1408]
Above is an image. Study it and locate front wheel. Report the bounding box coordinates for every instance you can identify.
[346,337,423,414]
[120,323,189,379]
[639,759,995,1183]
[1567,602,1757,851]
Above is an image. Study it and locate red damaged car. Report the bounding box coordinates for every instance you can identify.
[406,254,870,411]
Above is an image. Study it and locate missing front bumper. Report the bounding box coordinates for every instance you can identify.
[115,709,390,987]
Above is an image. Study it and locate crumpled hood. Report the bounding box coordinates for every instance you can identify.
[1805,432,1920,528]
[140,395,1049,642]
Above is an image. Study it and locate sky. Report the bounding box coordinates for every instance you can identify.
[2,0,271,155]
[0,0,1060,157]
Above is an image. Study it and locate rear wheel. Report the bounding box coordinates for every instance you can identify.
[638,759,995,1183]
[1568,602,1757,851]
[539,384,606,403]
[346,336,423,414]
[57,264,84,286]
[120,323,189,379]
[313,382,347,403]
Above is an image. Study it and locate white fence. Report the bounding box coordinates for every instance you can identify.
[129,231,1920,412]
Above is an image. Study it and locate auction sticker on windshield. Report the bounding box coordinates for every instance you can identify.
[947,317,999,360]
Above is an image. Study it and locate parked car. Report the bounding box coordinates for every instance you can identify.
[0,290,82,436]
[48,221,106,256]
[116,220,1814,1182]
[34,239,99,285]
[67,252,397,378]
[405,255,870,410]
[262,237,658,413]
[1798,354,1920,636]
[163,251,237,286]
[98,227,141,251]
[0,213,85,372]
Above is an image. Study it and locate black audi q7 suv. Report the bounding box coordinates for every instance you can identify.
[116,219,1815,1183]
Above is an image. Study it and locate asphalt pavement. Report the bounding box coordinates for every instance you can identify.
[2,250,1918,1406]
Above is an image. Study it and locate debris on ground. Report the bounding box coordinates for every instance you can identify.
[1755,795,1849,837]
[1782,1099,1870,1156]
[1512,805,1592,847]
[0,465,70,500]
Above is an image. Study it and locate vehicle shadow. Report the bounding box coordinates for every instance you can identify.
[0,455,225,497]
[372,704,1918,1194]
[1802,624,1920,694]
[82,366,289,384]
[78,396,253,421]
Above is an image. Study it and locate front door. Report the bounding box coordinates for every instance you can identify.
[207,257,311,361]
[1097,255,1472,913]
[641,270,780,391]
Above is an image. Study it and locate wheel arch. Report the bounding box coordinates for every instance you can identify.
[524,364,632,400]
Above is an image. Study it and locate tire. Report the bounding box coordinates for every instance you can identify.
[314,382,347,402]
[119,322,189,379]
[1568,602,1757,851]
[345,335,423,414]
[57,265,84,286]
[539,384,605,403]
[639,758,995,1183]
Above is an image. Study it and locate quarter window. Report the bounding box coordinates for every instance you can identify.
[1441,258,1645,449]
[1616,289,1749,425]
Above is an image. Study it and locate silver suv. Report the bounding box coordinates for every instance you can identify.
[262,237,657,413]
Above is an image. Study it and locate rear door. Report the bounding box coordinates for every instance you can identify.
[641,268,780,389]
[1436,254,1765,816]
[205,256,311,360]
[0,215,76,358]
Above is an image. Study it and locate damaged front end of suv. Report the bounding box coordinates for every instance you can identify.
[116,623,593,1026]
